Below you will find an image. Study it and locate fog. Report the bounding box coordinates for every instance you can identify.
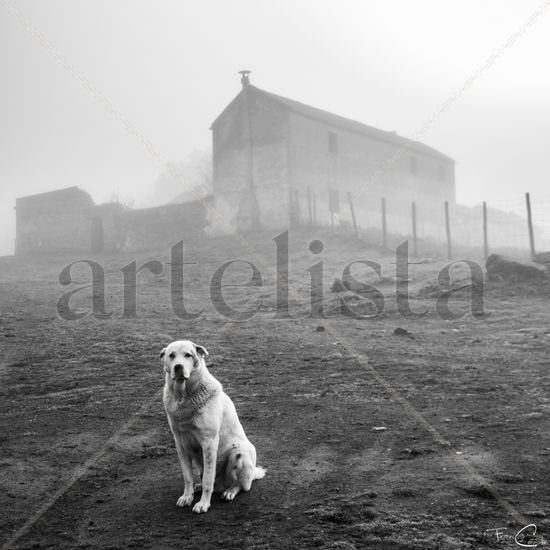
[1,0,549,256]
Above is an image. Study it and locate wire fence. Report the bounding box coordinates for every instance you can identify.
[291,186,550,260]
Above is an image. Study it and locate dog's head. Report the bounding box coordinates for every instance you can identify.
[160,340,209,383]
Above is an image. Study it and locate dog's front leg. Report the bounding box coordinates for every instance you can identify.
[174,439,194,507]
[192,437,218,514]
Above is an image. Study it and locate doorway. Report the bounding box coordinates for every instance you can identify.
[91,216,104,253]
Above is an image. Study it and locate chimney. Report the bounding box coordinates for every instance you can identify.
[239,70,251,88]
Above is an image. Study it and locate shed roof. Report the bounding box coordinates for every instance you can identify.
[212,85,453,162]
[16,186,94,205]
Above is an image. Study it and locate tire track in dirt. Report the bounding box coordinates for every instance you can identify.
[320,317,530,527]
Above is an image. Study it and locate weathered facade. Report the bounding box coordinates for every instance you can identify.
[211,75,455,232]
[15,186,209,255]
[118,201,208,252]
[15,187,95,254]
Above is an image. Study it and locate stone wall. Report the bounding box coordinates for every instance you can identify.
[118,201,208,252]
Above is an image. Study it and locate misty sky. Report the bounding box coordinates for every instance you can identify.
[1,0,549,256]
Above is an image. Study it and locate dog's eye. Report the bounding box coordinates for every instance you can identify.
[184,353,192,358]
[169,352,176,360]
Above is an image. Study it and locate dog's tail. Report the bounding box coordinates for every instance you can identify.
[254,466,266,480]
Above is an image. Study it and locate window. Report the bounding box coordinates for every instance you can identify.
[410,156,418,176]
[328,132,338,154]
[438,164,445,181]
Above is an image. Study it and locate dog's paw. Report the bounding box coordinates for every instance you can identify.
[176,493,194,507]
[192,500,211,514]
[221,487,240,501]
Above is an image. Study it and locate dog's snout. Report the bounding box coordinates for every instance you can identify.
[172,363,188,381]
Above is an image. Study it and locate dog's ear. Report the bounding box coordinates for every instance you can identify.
[195,344,209,358]
[160,347,166,359]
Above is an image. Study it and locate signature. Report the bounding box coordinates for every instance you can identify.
[486,524,540,547]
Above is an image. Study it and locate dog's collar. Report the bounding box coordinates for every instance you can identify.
[185,381,214,398]
[168,380,219,421]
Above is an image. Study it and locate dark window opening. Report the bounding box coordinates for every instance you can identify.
[410,156,418,176]
[328,132,338,154]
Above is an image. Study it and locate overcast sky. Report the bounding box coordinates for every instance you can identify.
[1,0,549,256]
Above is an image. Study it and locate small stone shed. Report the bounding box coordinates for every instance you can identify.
[15,186,209,255]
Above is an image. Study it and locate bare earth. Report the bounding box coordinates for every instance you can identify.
[1,228,549,549]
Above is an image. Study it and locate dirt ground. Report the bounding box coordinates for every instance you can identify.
[1,228,549,549]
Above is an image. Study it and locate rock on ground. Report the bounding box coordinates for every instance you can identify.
[486,254,547,282]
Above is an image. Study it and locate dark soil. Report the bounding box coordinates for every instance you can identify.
[1,228,548,549]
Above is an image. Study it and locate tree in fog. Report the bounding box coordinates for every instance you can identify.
[149,149,212,206]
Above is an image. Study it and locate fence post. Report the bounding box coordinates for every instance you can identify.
[482,201,489,262]
[525,192,536,260]
[381,197,387,249]
[411,201,418,257]
[313,193,317,225]
[444,201,452,260]
[307,186,313,225]
[348,192,358,238]
[293,190,301,225]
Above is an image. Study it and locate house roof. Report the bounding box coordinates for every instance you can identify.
[212,85,453,162]
[16,186,94,204]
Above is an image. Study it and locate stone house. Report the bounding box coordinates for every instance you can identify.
[210,73,455,233]
[15,187,95,254]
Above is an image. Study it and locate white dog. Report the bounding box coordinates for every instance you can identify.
[161,340,265,513]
